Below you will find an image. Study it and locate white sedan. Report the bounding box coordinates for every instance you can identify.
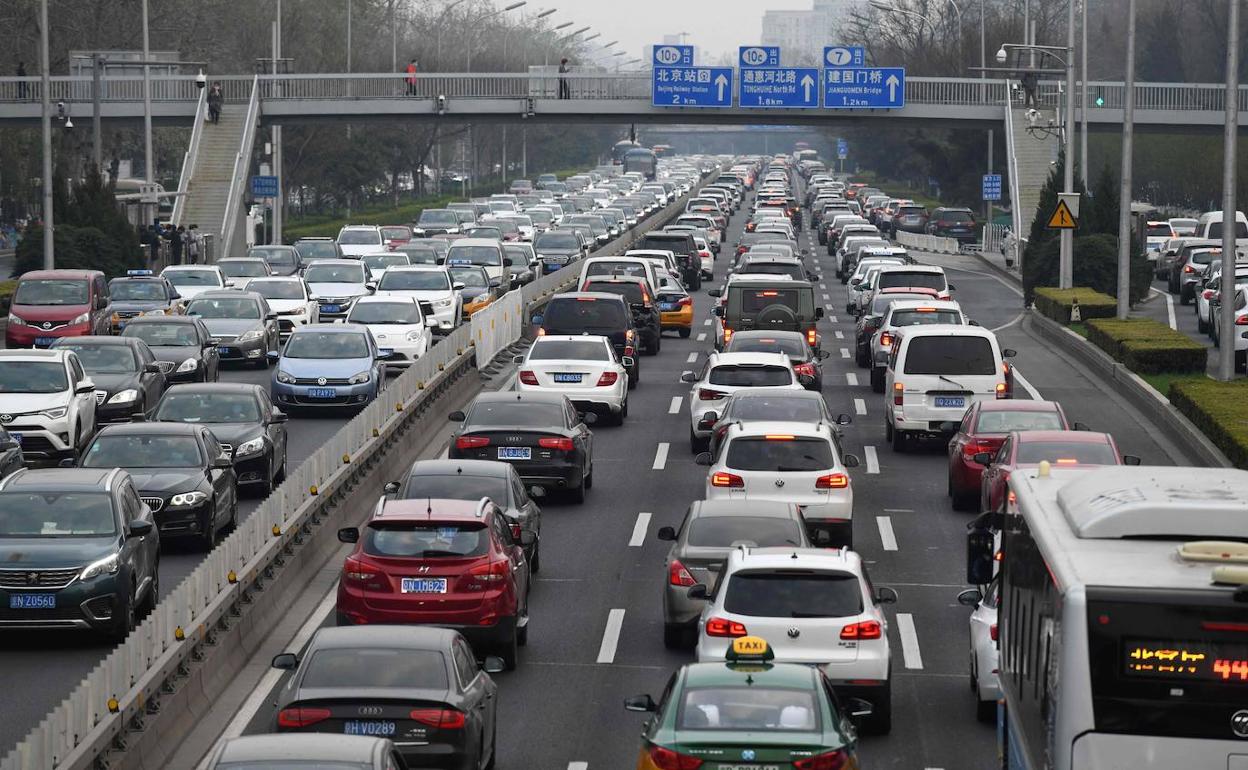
[343,295,436,369]
[514,335,631,424]
[246,277,319,339]
[958,579,1001,723]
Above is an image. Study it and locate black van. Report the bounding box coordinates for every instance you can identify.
[532,292,641,387]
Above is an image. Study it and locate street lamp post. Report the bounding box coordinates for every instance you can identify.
[39,0,53,269]
[467,2,526,72]
[1218,0,1241,381]
[1115,0,1136,319]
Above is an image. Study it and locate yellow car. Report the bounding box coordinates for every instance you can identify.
[658,290,693,338]
[448,265,496,316]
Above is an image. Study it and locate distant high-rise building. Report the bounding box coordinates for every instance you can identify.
[761,0,852,66]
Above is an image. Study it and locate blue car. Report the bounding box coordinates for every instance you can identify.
[269,324,390,411]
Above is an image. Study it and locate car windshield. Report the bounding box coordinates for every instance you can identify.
[248,247,297,265]
[363,255,410,272]
[403,474,509,501]
[186,297,261,319]
[348,302,422,325]
[726,336,808,358]
[110,281,167,301]
[380,227,410,241]
[1016,441,1117,465]
[123,322,199,347]
[529,340,610,361]
[0,493,116,537]
[395,246,440,264]
[687,516,802,547]
[249,281,305,300]
[737,289,801,314]
[305,265,366,284]
[890,309,962,326]
[535,233,578,250]
[903,336,996,376]
[163,269,222,287]
[467,402,566,428]
[284,332,370,359]
[585,281,645,304]
[878,271,947,291]
[57,345,137,374]
[364,522,487,557]
[708,365,792,387]
[448,268,488,289]
[725,571,863,618]
[726,437,834,472]
[542,298,627,330]
[447,246,502,267]
[0,361,67,393]
[294,240,339,258]
[338,229,381,245]
[301,648,447,690]
[587,262,648,280]
[677,687,820,732]
[939,211,975,223]
[727,396,823,423]
[14,279,89,305]
[419,210,460,226]
[221,262,268,277]
[975,410,1064,433]
[379,271,450,291]
[155,392,261,423]
[82,434,203,468]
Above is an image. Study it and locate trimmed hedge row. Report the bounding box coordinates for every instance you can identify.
[1085,318,1207,374]
[1169,378,1248,468]
[1032,286,1116,325]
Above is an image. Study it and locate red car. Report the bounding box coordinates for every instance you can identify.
[977,430,1139,514]
[335,497,535,669]
[947,400,1072,511]
[6,269,114,348]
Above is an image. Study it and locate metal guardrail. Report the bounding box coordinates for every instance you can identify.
[219,77,260,258]
[170,89,207,227]
[895,230,961,254]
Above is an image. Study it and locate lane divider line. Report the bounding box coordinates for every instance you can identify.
[652,443,670,470]
[697,332,707,342]
[877,516,899,551]
[883,508,914,513]
[864,445,880,474]
[829,315,838,323]
[823,293,831,300]
[703,319,712,326]
[840,348,850,359]
[854,398,866,416]
[846,373,858,386]
[597,609,626,663]
[1011,367,1043,400]
[569,763,589,770]
[897,613,924,669]
[834,330,845,339]
[686,352,698,363]
[1150,286,1177,330]
[668,396,682,415]
[629,513,651,547]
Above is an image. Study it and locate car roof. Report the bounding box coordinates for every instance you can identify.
[551,291,626,304]
[191,290,264,300]
[51,335,143,348]
[535,334,610,344]
[725,420,833,438]
[884,299,961,312]
[450,238,503,248]
[727,279,813,289]
[217,734,386,764]
[692,499,800,518]
[407,459,511,478]
[292,323,369,334]
[708,352,794,367]
[305,259,365,267]
[0,348,70,361]
[878,264,944,274]
[473,390,567,405]
[310,624,459,652]
[975,399,1060,414]
[1011,430,1112,444]
[125,314,199,325]
[97,421,204,437]
[1,467,118,492]
[164,264,221,271]
[218,257,267,263]
[19,269,100,280]
[375,497,493,521]
[729,545,860,570]
[728,330,806,341]
[895,323,994,340]
[387,265,447,273]
[164,382,263,395]
[682,659,818,688]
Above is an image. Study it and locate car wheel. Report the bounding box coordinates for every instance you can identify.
[868,680,892,734]
[891,426,907,453]
[870,367,885,393]
[499,626,519,670]
[139,567,160,617]
[689,426,708,454]
[199,503,218,552]
[274,452,287,484]
[584,462,593,490]
[483,722,498,770]
[950,474,977,512]
[620,399,629,423]
[1197,315,1208,334]
[108,585,136,642]
[517,605,529,647]
[652,333,661,354]
[568,476,586,503]
[531,545,541,574]
[678,327,691,338]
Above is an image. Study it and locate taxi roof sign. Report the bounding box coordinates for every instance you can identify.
[726,635,774,662]
[126,269,154,276]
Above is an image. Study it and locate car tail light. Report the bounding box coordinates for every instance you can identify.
[705,617,748,637]
[699,388,726,401]
[816,473,849,489]
[990,623,999,642]
[893,382,904,406]
[710,471,744,488]
[996,382,1008,399]
[793,750,850,770]
[668,559,697,587]
[519,370,539,385]
[879,331,893,347]
[806,328,817,346]
[963,440,994,458]
[464,559,508,590]
[596,371,619,386]
[647,745,703,770]
[278,707,332,728]
[409,708,466,729]
[736,246,747,255]
[1203,289,1216,300]
[840,620,883,640]
[794,362,817,378]
[1237,315,1248,326]
[539,436,574,451]
[678,296,692,307]
[722,327,733,344]
[535,327,546,336]
[456,435,490,450]
[342,557,377,583]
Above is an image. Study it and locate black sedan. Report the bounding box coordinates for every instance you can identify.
[79,422,238,550]
[153,383,288,494]
[271,625,502,769]
[121,315,221,383]
[448,391,594,502]
[385,458,544,571]
[184,291,280,369]
[50,336,168,422]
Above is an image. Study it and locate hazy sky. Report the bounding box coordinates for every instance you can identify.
[527,0,821,65]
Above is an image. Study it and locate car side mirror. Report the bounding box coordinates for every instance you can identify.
[482,656,506,674]
[622,356,635,368]
[212,456,233,469]
[425,318,440,328]
[686,584,709,600]
[75,382,96,395]
[453,282,467,291]
[680,372,698,383]
[383,480,401,495]
[448,410,466,422]
[142,363,162,374]
[268,410,288,424]
[968,319,981,326]
[337,527,360,544]
[842,453,860,468]
[127,519,154,537]
[513,355,525,364]
[815,307,825,319]
[1072,421,1090,431]
[170,291,181,300]
[973,452,993,465]
[657,526,677,541]
[846,697,874,721]
[694,452,713,466]
[957,588,983,607]
[947,283,957,291]
[1123,454,1142,466]
[711,306,723,318]
[874,586,898,604]
[624,694,658,713]
[835,413,852,425]
[1001,348,1017,358]
[527,485,546,499]
[264,312,277,321]
[271,653,299,670]
[58,457,77,468]
[503,257,514,267]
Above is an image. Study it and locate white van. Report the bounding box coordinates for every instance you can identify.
[1196,210,1248,240]
[884,325,1014,452]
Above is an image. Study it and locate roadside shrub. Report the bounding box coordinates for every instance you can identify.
[1032,286,1116,325]
[1086,317,1206,374]
[1169,378,1248,468]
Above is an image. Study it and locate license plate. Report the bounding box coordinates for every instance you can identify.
[553,373,583,383]
[9,594,56,609]
[716,765,781,770]
[544,263,561,271]
[498,446,531,460]
[934,396,965,408]
[217,347,235,356]
[307,388,338,398]
[400,577,447,594]
[343,720,397,736]
[660,303,677,311]
[34,337,55,347]
[321,304,341,314]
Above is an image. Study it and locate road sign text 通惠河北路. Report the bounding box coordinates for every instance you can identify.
[739,67,820,109]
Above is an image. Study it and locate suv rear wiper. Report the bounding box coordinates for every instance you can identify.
[938,374,968,390]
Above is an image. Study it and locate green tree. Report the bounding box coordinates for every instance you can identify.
[1085,164,1120,237]
[13,172,141,278]
[1025,233,1153,305]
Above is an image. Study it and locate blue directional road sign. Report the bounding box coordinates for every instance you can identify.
[251,175,278,198]
[823,67,905,109]
[739,67,820,108]
[824,46,867,68]
[739,46,781,68]
[982,173,1002,201]
[837,138,848,159]
[652,66,734,108]
[652,44,694,67]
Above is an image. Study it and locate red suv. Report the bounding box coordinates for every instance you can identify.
[7,269,113,348]
[335,498,534,669]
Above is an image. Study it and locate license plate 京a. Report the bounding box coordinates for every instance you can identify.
[934,396,965,408]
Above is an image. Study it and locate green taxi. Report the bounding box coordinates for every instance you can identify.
[625,636,868,770]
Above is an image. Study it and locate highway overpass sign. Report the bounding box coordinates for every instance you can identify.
[824,46,867,68]
[652,66,734,108]
[824,67,905,109]
[652,45,694,67]
[739,46,781,67]
[739,67,820,108]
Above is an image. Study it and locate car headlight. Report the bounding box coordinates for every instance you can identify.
[168,491,209,508]
[69,311,90,325]
[7,313,26,327]
[276,370,296,384]
[177,358,199,373]
[237,329,264,342]
[433,297,453,309]
[107,389,138,404]
[234,437,265,458]
[348,370,371,385]
[40,407,68,419]
[79,553,120,581]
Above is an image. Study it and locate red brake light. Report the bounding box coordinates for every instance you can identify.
[409,708,466,730]
[677,296,692,307]
[879,331,893,347]
[1203,289,1215,300]
[816,473,850,489]
[342,556,377,583]
[840,620,883,640]
[278,707,332,728]
[464,559,508,590]
[893,382,904,406]
[519,370,539,385]
[509,522,522,540]
[722,327,733,343]
[705,616,748,637]
[806,328,817,347]
[1203,621,1248,632]
[647,745,704,770]
[793,750,850,770]
[456,435,490,450]
[699,388,726,401]
[996,382,1008,399]
[794,362,817,377]
[710,471,743,488]
[990,623,999,642]
[596,371,619,386]
[668,559,697,587]
[539,436,574,451]
[1184,264,1195,273]
[1236,315,1248,326]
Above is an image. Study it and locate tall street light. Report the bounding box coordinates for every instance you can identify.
[467,2,527,72]
[870,0,960,65]
[39,0,53,268]
[1115,0,1136,320]
[1218,0,1241,381]
[434,0,472,71]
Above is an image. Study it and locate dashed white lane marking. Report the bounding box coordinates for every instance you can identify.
[629,513,651,547]
[597,609,626,663]
[569,763,589,770]
[840,348,850,359]
[864,445,880,474]
[828,315,838,323]
[652,442,669,470]
[820,283,827,289]
[703,318,712,326]
[1151,286,1177,329]
[697,332,707,341]
[883,508,914,513]
[877,516,898,551]
[834,330,845,339]
[897,613,924,669]
[854,398,866,415]
[846,372,858,386]
[823,293,830,300]
[686,352,698,363]
[668,396,682,414]
[1012,367,1043,400]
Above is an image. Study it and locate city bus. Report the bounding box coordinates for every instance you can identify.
[967,463,1248,769]
[611,139,641,165]
[622,148,658,181]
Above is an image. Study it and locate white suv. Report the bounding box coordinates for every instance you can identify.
[0,349,98,463]
[696,420,859,547]
[692,545,896,733]
[373,265,463,333]
[335,225,386,258]
[681,352,805,452]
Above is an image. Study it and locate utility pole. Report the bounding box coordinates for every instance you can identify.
[1218,0,1241,381]
[40,0,53,269]
[142,0,154,226]
[1079,0,1089,188]
[1059,0,1077,289]
[92,55,102,174]
[272,0,283,244]
[1115,0,1136,319]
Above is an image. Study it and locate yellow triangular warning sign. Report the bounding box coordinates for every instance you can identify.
[1047,199,1078,229]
